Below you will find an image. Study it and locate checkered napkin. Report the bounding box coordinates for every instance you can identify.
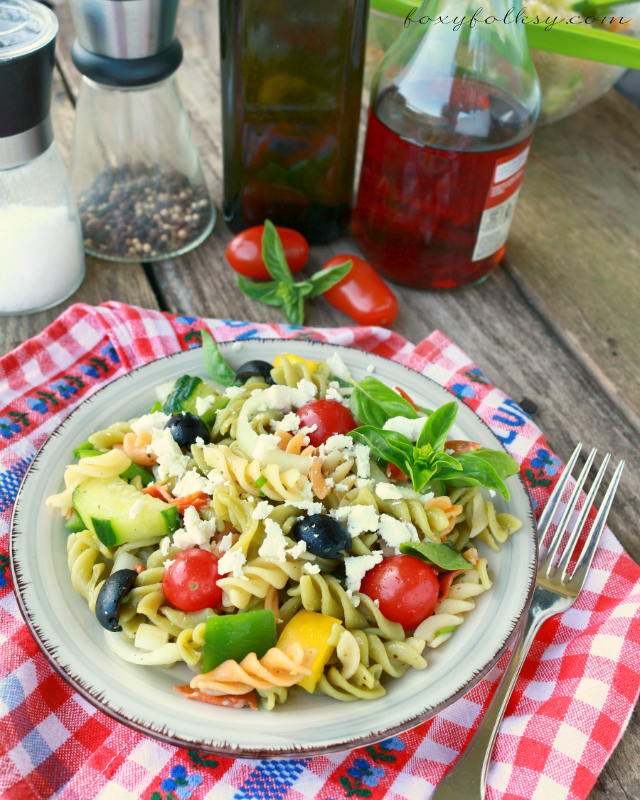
[1,302,639,800]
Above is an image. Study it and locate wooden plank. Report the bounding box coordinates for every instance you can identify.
[507,88,640,434]
[0,68,158,359]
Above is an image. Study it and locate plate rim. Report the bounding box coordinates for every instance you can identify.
[10,340,538,758]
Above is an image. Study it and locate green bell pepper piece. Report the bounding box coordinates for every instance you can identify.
[202,609,277,674]
[73,440,95,458]
[65,510,86,532]
[120,462,154,487]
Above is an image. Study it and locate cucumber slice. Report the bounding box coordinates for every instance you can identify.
[162,374,228,427]
[73,476,180,547]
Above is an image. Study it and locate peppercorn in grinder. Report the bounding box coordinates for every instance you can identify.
[68,0,214,261]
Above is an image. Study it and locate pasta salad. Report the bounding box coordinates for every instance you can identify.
[46,335,523,711]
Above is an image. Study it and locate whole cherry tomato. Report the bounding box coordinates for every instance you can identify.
[360,555,439,631]
[226,225,308,279]
[297,399,357,447]
[162,549,223,612]
[321,254,398,327]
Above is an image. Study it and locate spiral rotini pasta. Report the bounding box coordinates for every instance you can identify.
[51,345,524,712]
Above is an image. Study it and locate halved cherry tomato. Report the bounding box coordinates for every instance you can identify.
[360,555,439,631]
[296,399,357,448]
[226,225,308,279]
[162,549,223,612]
[320,254,398,327]
[387,462,408,482]
[395,386,419,412]
[444,440,482,454]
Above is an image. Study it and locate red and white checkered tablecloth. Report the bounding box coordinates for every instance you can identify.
[1,302,639,800]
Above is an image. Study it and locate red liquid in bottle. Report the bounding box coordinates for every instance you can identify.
[352,81,534,289]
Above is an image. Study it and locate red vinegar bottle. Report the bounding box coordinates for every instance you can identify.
[352,0,540,289]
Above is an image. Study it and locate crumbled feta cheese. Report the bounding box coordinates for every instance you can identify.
[173,470,211,498]
[173,506,217,550]
[296,379,318,404]
[299,424,317,436]
[420,491,435,504]
[287,480,323,515]
[367,364,375,374]
[326,352,351,382]
[163,558,175,569]
[377,514,419,548]
[251,500,273,520]
[353,443,371,478]
[324,477,335,488]
[128,498,145,520]
[346,589,361,607]
[445,448,455,455]
[258,519,289,562]
[231,341,242,351]
[331,504,379,537]
[344,552,383,594]
[271,412,301,433]
[375,482,403,501]
[325,385,344,403]
[253,433,280,460]
[150,428,191,480]
[206,468,226,489]
[217,548,247,579]
[288,540,307,559]
[383,415,428,442]
[131,412,170,436]
[303,562,321,574]
[195,395,217,417]
[225,386,245,399]
[218,533,234,553]
[356,478,371,489]
[160,536,171,557]
[195,436,206,448]
[374,598,380,608]
[324,434,354,452]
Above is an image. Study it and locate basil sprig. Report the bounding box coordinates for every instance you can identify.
[201,329,241,387]
[237,220,353,325]
[349,376,419,427]
[400,541,473,571]
[350,400,519,498]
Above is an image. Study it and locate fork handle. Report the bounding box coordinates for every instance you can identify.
[430,599,555,800]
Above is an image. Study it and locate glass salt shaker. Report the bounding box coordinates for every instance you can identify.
[68,0,215,262]
[0,0,85,315]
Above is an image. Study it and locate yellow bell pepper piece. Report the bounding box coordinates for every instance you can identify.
[272,354,318,373]
[277,610,341,693]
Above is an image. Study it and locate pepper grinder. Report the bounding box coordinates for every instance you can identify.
[0,0,85,314]
[68,0,215,262]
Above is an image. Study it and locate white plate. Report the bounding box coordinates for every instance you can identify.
[10,341,537,757]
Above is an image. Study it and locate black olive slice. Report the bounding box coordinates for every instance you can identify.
[291,514,351,559]
[164,412,209,448]
[95,569,137,631]
[235,360,275,384]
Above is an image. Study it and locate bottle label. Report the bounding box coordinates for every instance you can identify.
[471,143,530,262]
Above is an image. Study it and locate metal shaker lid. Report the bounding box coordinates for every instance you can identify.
[0,0,57,145]
[68,0,179,60]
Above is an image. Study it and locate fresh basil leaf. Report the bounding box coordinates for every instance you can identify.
[350,426,414,474]
[417,401,458,451]
[307,260,353,297]
[417,405,434,416]
[434,452,463,471]
[472,449,520,481]
[201,330,241,387]
[350,377,419,428]
[400,541,473,571]
[236,275,283,306]
[329,374,351,388]
[282,293,306,326]
[407,463,437,493]
[262,220,293,283]
[444,452,510,500]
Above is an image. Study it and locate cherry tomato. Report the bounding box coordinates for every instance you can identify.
[321,254,398,327]
[360,555,439,631]
[226,225,308,279]
[162,549,223,612]
[297,399,357,447]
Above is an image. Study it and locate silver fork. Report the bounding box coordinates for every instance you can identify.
[431,443,625,800]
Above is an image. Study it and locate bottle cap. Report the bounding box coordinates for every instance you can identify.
[0,0,57,166]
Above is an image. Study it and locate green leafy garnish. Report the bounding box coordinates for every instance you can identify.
[236,220,352,325]
[73,440,95,458]
[201,330,241,388]
[349,376,419,428]
[351,400,518,498]
[433,625,457,637]
[255,476,267,489]
[400,541,473,571]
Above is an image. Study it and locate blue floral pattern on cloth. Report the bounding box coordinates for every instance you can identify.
[152,764,203,800]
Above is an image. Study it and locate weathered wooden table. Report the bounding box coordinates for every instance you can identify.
[6,0,640,794]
